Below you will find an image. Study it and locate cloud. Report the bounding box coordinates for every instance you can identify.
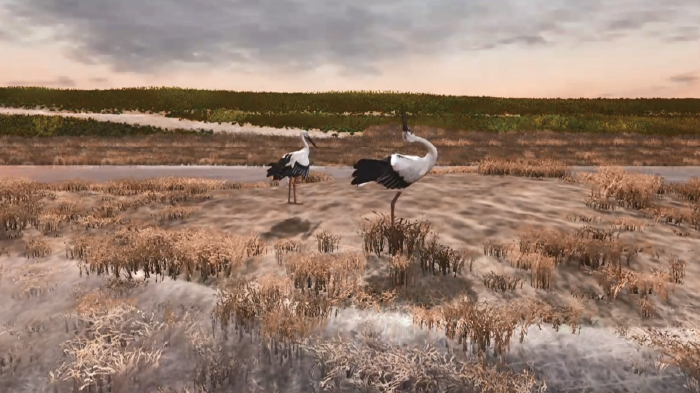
[1,0,698,75]
[88,77,109,84]
[670,71,699,85]
[6,75,77,87]
[665,26,700,42]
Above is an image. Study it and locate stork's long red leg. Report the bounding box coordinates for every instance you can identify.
[293,177,298,204]
[390,191,402,225]
[287,177,292,204]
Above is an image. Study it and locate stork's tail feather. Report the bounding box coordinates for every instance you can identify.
[266,162,285,180]
[350,158,389,186]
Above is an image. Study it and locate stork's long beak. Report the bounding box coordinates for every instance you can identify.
[400,104,409,132]
[306,135,317,148]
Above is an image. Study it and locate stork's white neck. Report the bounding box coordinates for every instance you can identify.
[300,133,309,150]
[412,135,438,166]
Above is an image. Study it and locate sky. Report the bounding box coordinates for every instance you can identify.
[0,0,698,98]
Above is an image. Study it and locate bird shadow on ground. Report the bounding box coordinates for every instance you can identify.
[260,217,321,241]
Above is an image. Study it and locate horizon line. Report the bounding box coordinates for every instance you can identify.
[1,85,699,100]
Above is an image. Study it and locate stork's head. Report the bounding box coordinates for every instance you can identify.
[400,105,416,142]
[302,131,317,148]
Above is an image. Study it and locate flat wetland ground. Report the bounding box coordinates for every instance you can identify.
[1,165,699,393]
[0,100,699,392]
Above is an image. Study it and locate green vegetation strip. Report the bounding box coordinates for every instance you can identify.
[0,114,211,137]
[2,87,699,115]
[1,113,698,137]
[1,87,699,135]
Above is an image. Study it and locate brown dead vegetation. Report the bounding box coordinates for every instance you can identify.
[669,255,687,284]
[283,251,365,297]
[24,235,51,258]
[582,167,700,235]
[481,271,523,292]
[304,323,543,393]
[151,205,199,221]
[1,166,699,392]
[412,296,583,356]
[477,157,572,178]
[6,126,700,166]
[0,175,334,241]
[316,229,341,253]
[67,227,266,281]
[358,213,431,258]
[583,166,663,210]
[483,240,511,259]
[50,291,165,391]
[359,214,469,278]
[476,225,684,318]
[273,239,305,265]
[629,328,700,392]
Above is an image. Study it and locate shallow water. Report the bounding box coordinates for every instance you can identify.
[0,107,348,138]
[0,165,698,183]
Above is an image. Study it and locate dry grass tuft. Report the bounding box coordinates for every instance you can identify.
[213,275,335,354]
[566,213,599,223]
[515,227,628,269]
[389,254,414,287]
[481,271,523,292]
[37,211,70,236]
[316,229,341,253]
[358,213,431,258]
[645,206,693,226]
[483,240,511,259]
[152,205,199,221]
[11,264,59,298]
[244,233,267,257]
[24,235,51,258]
[630,328,700,391]
[530,254,556,290]
[596,265,671,317]
[413,234,468,276]
[508,251,556,290]
[300,170,335,183]
[430,166,478,175]
[412,296,582,356]
[304,323,542,393]
[273,239,305,265]
[637,295,655,319]
[477,157,572,178]
[50,292,165,391]
[667,177,700,202]
[283,251,365,297]
[668,255,686,284]
[611,218,646,232]
[585,166,663,210]
[67,227,262,281]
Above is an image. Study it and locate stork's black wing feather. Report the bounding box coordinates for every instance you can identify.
[266,153,310,180]
[350,156,411,190]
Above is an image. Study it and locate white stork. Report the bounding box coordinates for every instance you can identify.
[350,107,438,223]
[266,130,318,204]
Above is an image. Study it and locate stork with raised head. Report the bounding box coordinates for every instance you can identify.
[350,106,438,223]
[266,130,318,204]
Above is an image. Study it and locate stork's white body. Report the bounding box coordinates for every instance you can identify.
[389,152,436,184]
[283,139,311,171]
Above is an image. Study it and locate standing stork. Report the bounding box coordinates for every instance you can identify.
[350,107,438,223]
[266,130,318,204]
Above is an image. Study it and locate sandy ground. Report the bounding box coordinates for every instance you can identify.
[1,173,698,392]
[1,165,700,184]
[0,107,354,138]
